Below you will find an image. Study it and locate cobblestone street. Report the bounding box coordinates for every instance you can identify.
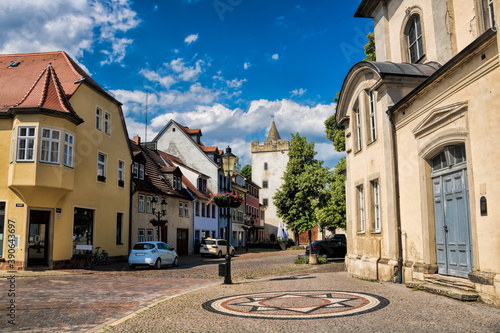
[1,250,499,333]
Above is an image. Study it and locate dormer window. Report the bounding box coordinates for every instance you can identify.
[173,175,182,190]
[139,164,145,180]
[132,162,138,178]
[405,14,425,63]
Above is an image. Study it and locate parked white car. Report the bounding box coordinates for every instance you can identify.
[128,241,179,269]
[200,238,235,257]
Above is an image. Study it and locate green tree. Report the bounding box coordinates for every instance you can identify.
[315,157,346,231]
[273,134,332,245]
[324,92,345,152]
[364,32,376,61]
[240,164,252,180]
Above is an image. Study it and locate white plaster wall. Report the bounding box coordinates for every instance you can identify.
[251,141,289,240]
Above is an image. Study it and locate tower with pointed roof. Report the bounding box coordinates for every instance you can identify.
[251,120,290,241]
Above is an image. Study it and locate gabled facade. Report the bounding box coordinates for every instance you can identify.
[130,137,193,255]
[153,120,225,238]
[0,51,131,269]
[338,0,500,305]
[157,150,218,244]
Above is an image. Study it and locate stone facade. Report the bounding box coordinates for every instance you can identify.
[338,0,500,305]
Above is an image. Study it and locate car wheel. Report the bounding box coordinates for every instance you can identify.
[128,264,135,269]
[173,257,179,267]
[230,249,235,257]
[217,251,222,258]
[154,258,161,269]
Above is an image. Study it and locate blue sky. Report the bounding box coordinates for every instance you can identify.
[0,0,373,168]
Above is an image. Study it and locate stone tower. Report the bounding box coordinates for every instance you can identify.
[251,120,290,241]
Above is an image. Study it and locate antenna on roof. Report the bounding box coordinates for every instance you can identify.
[145,90,149,143]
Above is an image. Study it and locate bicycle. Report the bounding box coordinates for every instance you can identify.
[86,247,108,268]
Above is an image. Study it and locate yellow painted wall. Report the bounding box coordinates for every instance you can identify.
[0,83,131,269]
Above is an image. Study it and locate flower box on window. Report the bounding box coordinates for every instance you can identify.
[97,175,106,182]
[210,193,243,208]
[118,180,125,187]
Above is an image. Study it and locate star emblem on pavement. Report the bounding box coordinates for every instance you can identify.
[203,290,389,320]
[233,293,356,314]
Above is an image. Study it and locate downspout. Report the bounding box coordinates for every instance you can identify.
[387,107,404,284]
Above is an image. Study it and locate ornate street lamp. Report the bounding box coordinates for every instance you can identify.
[150,197,167,241]
[221,146,236,284]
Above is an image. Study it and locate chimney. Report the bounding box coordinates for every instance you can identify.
[133,136,141,144]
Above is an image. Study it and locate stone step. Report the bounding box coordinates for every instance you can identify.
[407,281,480,302]
[423,274,476,292]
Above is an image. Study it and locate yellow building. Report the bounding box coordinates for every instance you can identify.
[0,51,131,270]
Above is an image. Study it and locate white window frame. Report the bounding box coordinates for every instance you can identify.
[184,202,189,217]
[146,229,154,241]
[146,196,153,213]
[39,128,61,164]
[355,106,362,152]
[358,185,365,233]
[118,160,124,181]
[96,107,102,130]
[133,162,139,178]
[139,164,145,180]
[104,112,111,135]
[138,194,145,213]
[407,14,424,63]
[487,0,496,28]
[16,126,36,162]
[64,133,74,167]
[368,91,377,142]
[97,152,107,180]
[179,202,184,216]
[372,180,381,232]
[138,229,145,242]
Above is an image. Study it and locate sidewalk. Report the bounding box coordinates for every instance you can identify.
[98,271,500,333]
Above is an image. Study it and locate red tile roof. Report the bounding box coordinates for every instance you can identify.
[0,51,119,111]
[15,63,78,115]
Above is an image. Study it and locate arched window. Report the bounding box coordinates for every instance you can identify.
[405,14,425,63]
[264,162,268,170]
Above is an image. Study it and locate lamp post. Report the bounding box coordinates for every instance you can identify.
[222,146,236,284]
[150,197,167,241]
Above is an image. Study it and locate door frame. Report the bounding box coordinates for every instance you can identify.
[430,146,472,278]
[27,209,52,268]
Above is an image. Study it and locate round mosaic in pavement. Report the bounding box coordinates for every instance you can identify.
[203,290,389,320]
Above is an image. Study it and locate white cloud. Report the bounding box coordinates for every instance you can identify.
[169,58,204,81]
[0,0,140,64]
[290,88,307,97]
[184,33,199,44]
[226,78,247,89]
[271,54,279,60]
[139,69,176,88]
[243,62,251,70]
[118,96,338,167]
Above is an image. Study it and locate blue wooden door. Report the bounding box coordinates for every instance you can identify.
[433,169,472,278]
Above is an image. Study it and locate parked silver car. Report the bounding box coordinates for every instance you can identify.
[200,238,235,257]
[128,241,179,269]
